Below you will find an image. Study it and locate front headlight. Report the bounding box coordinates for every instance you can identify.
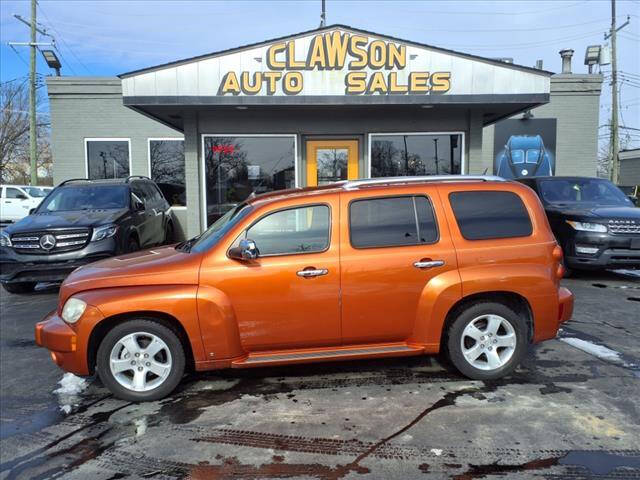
[0,231,11,247]
[61,297,87,324]
[566,220,607,233]
[91,224,118,242]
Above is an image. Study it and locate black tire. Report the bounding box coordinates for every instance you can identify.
[127,236,140,253]
[446,302,528,381]
[96,319,185,402]
[164,222,174,245]
[2,282,36,294]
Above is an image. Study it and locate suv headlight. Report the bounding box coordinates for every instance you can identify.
[61,297,87,324]
[91,224,118,242]
[566,220,607,233]
[0,231,11,247]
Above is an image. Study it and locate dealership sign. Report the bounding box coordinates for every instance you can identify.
[219,32,451,96]
[121,27,550,100]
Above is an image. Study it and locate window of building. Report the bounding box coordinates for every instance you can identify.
[350,196,438,248]
[449,191,532,240]
[86,139,130,179]
[149,139,185,206]
[203,135,296,227]
[245,205,330,256]
[370,133,462,177]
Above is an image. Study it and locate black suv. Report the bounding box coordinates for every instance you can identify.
[517,176,640,272]
[0,176,174,293]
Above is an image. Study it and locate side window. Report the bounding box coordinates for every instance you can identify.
[349,195,438,248]
[6,188,24,199]
[449,191,533,240]
[246,205,330,256]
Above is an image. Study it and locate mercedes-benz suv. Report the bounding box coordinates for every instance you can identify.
[0,177,174,293]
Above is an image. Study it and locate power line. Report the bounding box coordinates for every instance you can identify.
[37,1,90,75]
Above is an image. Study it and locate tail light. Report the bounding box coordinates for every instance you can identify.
[553,244,564,279]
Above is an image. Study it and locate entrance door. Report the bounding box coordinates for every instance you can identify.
[306,140,359,187]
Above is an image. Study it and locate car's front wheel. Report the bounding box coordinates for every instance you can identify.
[2,282,36,294]
[447,302,527,381]
[96,319,185,401]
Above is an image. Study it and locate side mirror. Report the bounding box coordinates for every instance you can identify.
[16,193,28,200]
[229,238,259,261]
[134,199,145,211]
[28,208,36,215]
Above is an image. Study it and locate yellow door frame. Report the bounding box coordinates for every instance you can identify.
[306,140,359,187]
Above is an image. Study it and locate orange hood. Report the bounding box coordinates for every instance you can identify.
[59,246,202,306]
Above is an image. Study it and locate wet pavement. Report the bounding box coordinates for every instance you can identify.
[0,271,639,479]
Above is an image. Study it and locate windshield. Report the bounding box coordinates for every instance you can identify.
[24,187,49,197]
[37,185,129,212]
[539,179,633,207]
[190,204,253,253]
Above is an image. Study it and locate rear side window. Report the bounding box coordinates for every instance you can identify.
[350,196,438,248]
[449,191,532,240]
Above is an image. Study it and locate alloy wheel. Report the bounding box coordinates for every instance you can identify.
[460,314,517,371]
[109,332,172,392]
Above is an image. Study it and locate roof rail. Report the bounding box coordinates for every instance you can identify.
[341,175,506,189]
[125,175,151,183]
[58,178,90,186]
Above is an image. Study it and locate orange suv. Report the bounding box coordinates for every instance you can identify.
[35,176,573,401]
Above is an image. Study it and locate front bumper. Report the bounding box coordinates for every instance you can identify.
[564,231,640,270]
[34,307,103,376]
[0,238,117,284]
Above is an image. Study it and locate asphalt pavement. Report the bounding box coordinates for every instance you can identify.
[0,271,639,479]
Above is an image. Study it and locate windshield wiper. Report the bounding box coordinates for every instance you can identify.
[176,236,199,253]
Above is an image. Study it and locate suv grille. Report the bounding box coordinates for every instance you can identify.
[11,228,91,254]
[608,219,640,235]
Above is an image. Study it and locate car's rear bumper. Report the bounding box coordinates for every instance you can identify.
[34,308,98,376]
[558,287,574,324]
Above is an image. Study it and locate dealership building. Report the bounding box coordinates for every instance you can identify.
[46,25,603,239]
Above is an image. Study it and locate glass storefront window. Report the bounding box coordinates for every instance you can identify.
[370,134,462,177]
[316,148,348,185]
[86,139,130,179]
[149,139,185,206]
[203,136,295,226]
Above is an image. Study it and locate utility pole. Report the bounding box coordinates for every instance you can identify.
[29,0,37,186]
[320,0,326,27]
[605,1,630,184]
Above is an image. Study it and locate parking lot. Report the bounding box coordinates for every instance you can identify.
[0,271,639,479]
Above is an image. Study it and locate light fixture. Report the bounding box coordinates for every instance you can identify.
[236,106,248,110]
[420,105,433,109]
[40,49,61,76]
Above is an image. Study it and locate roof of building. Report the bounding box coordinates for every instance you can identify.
[119,24,553,79]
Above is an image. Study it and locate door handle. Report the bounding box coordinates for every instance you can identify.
[296,268,328,278]
[413,260,444,269]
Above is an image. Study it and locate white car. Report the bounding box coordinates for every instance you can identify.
[0,185,51,223]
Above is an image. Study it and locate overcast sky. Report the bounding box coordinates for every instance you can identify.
[1,0,639,148]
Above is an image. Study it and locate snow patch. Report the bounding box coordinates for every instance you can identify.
[54,373,88,395]
[430,448,443,456]
[559,337,623,364]
[60,404,72,414]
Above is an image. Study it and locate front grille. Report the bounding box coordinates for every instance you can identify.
[608,219,640,235]
[11,228,91,254]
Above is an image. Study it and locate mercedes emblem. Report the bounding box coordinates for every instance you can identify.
[39,234,56,251]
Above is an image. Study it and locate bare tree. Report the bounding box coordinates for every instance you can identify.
[0,80,53,185]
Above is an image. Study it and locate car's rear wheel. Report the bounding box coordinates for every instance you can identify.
[1,282,36,294]
[96,319,185,401]
[447,302,527,380]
